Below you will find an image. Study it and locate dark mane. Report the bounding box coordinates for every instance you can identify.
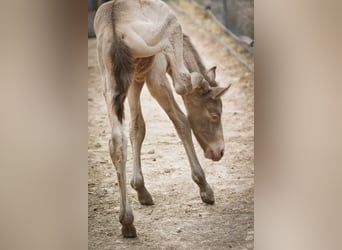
[183,34,217,87]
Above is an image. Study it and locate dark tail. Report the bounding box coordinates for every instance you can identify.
[110,2,134,123]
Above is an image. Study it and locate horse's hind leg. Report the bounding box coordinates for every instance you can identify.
[127,80,154,205]
[98,33,136,238]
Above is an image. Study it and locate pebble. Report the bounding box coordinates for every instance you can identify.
[176,228,182,233]
[147,149,155,154]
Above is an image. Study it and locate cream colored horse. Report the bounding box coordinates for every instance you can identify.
[95,0,230,238]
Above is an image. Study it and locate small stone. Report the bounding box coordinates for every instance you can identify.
[147,149,155,154]
[152,158,156,161]
[94,143,101,148]
[176,228,182,233]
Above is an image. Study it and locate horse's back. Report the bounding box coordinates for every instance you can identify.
[94,0,173,36]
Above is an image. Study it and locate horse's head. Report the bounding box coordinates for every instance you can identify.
[183,67,231,161]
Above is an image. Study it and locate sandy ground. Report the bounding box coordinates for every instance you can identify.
[88,7,254,250]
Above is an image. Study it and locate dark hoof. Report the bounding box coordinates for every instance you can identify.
[121,224,137,238]
[137,187,154,205]
[200,185,215,205]
[138,192,154,206]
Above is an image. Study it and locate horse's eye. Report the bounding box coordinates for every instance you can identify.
[208,112,220,122]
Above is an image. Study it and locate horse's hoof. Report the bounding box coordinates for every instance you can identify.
[121,224,137,238]
[139,195,154,206]
[138,188,154,205]
[200,185,215,205]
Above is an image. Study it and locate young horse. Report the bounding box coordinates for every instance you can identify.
[94,0,230,237]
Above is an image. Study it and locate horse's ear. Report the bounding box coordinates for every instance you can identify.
[209,84,231,99]
[207,66,217,82]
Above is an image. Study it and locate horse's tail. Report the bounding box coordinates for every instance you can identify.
[110,2,134,123]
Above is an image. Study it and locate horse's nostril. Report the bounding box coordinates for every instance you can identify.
[220,149,224,157]
[206,150,213,160]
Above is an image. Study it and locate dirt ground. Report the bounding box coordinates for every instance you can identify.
[88,6,254,250]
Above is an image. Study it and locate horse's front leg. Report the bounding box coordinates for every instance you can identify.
[146,58,215,204]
